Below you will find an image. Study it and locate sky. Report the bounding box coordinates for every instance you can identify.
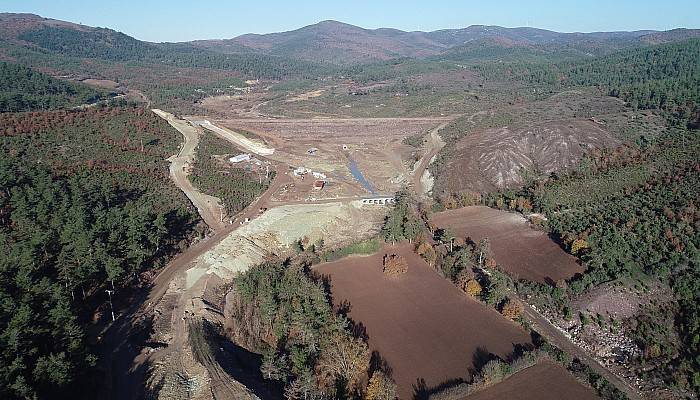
[2,0,700,42]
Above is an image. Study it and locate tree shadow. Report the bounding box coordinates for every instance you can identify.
[470,347,496,375]
[369,350,393,378]
[203,319,283,399]
[413,377,468,400]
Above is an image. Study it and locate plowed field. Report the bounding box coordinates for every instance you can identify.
[431,206,583,282]
[315,243,531,399]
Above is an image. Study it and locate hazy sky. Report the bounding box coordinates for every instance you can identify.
[3,0,700,42]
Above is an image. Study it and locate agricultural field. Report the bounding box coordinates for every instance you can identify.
[430,206,583,282]
[315,243,531,399]
[463,361,600,400]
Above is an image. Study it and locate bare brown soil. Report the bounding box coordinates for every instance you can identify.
[81,78,121,89]
[216,117,453,198]
[440,119,619,193]
[464,360,600,400]
[430,206,583,282]
[315,243,531,400]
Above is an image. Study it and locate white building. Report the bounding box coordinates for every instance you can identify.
[229,154,251,163]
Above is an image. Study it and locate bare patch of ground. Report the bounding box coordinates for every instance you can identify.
[571,281,670,321]
[431,206,583,282]
[440,119,620,193]
[463,360,600,400]
[315,243,531,400]
[81,78,121,90]
[216,117,453,199]
[186,201,383,285]
[285,89,325,102]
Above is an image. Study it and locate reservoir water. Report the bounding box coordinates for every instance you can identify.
[348,158,376,195]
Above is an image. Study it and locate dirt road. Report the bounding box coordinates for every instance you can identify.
[190,119,275,156]
[100,139,295,399]
[519,302,644,400]
[153,109,226,231]
[413,120,450,197]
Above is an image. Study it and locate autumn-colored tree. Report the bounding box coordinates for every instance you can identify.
[500,299,524,320]
[570,238,589,255]
[364,371,397,400]
[495,197,505,209]
[517,197,532,213]
[315,333,371,396]
[508,198,517,210]
[444,195,458,209]
[415,240,432,256]
[465,279,483,297]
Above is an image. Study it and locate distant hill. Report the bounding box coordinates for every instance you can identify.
[192,20,448,65]
[1,13,698,70]
[193,20,700,64]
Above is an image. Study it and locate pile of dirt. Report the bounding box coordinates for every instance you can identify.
[438,119,619,194]
[382,253,408,276]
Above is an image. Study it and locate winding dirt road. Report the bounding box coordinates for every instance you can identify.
[153,109,226,231]
[99,111,298,399]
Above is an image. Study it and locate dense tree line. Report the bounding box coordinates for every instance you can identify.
[0,61,108,112]
[0,106,199,398]
[0,157,195,399]
[190,133,272,216]
[227,260,387,399]
[380,190,424,244]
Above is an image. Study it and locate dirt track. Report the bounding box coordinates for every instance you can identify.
[153,109,226,231]
[518,303,643,400]
[413,120,449,198]
[99,141,298,399]
[315,243,531,400]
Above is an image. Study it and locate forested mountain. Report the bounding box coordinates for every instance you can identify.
[562,39,700,123]
[197,19,700,64]
[0,61,109,112]
[3,12,700,70]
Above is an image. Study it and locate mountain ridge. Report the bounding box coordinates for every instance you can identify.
[2,13,699,65]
